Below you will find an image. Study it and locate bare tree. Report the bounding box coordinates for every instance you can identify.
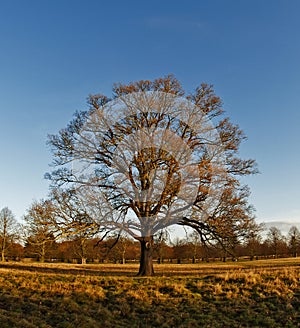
[266,227,286,258]
[69,235,89,264]
[244,223,264,260]
[105,234,133,264]
[24,200,57,262]
[154,229,171,264]
[47,75,257,275]
[187,230,203,263]
[48,188,114,264]
[288,226,300,257]
[0,207,19,261]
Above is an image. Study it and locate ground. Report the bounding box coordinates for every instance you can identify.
[0,258,299,327]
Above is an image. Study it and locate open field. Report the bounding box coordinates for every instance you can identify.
[0,258,299,327]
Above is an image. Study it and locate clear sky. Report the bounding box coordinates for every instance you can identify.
[0,0,299,225]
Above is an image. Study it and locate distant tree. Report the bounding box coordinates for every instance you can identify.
[47,75,257,275]
[7,242,24,260]
[104,234,134,264]
[153,230,171,264]
[56,240,75,262]
[0,207,19,261]
[24,200,57,262]
[45,188,112,264]
[288,226,300,257]
[244,223,264,260]
[68,236,97,264]
[172,238,192,263]
[187,230,203,263]
[266,227,287,258]
[69,235,89,264]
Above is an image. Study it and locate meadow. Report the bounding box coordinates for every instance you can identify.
[0,258,299,327]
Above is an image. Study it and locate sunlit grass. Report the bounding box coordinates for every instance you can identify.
[0,259,299,327]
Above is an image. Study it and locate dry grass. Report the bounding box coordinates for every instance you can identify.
[0,258,299,327]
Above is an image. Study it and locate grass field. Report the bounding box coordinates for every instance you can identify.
[0,258,299,327]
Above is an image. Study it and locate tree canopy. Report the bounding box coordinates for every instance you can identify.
[47,75,257,275]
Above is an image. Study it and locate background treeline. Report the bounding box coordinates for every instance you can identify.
[1,205,300,264]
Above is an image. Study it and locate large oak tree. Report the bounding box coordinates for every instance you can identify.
[47,75,257,275]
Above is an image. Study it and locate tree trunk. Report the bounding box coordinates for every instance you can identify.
[40,243,46,263]
[1,236,5,261]
[122,250,126,264]
[1,223,6,262]
[137,236,154,276]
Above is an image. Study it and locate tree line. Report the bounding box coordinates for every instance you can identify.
[1,206,299,264]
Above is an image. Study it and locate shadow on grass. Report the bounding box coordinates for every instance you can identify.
[0,262,244,277]
[1,258,300,278]
[0,262,137,277]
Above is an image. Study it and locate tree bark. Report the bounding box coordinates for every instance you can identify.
[1,220,7,262]
[1,238,6,262]
[40,242,46,263]
[137,236,154,276]
[122,250,126,264]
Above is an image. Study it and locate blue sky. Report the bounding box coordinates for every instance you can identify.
[0,0,299,225]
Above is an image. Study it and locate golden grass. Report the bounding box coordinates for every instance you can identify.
[1,256,300,276]
[0,258,299,327]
